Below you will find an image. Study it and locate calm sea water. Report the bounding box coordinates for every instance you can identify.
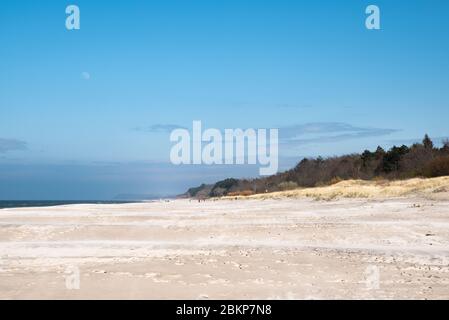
[0,200,137,209]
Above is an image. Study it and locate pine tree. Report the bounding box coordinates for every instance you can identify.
[423,134,434,149]
[375,146,385,158]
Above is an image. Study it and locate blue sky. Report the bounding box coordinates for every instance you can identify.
[1,0,449,199]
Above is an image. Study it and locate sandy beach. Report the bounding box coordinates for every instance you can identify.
[1,187,449,299]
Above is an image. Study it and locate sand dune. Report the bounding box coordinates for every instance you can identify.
[1,180,449,299]
[232,176,449,201]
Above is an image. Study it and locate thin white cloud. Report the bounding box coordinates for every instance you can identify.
[0,138,27,153]
[134,124,187,133]
[279,122,399,146]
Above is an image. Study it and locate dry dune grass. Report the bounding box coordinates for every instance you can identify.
[227,176,449,201]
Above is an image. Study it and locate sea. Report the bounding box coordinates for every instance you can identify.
[0,200,138,209]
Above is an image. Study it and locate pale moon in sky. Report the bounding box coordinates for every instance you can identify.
[81,72,91,80]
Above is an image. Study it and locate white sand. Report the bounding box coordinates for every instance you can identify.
[1,197,449,299]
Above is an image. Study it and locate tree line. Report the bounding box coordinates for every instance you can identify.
[184,135,449,198]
